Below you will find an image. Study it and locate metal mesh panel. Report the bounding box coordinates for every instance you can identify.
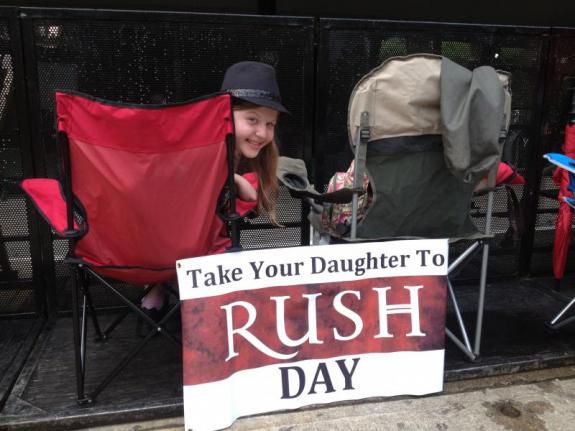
[32,16,310,156]
[2,241,32,279]
[0,195,30,237]
[530,32,575,276]
[0,136,21,179]
[0,20,16,134]
[27,12,313,310]
[0,13,38,315]
[242,185,302,225]
[0,287,35,314]
[240,226,302,249]
[533,176,560,249]
[52,238,69,279]
[471,186,525,246]
[317,20,546,278]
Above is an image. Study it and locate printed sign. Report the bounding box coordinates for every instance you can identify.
[177,239,448,431]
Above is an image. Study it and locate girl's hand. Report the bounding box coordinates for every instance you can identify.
[234,174,257,201]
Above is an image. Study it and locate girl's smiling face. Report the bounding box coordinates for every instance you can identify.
[233,106,279,159]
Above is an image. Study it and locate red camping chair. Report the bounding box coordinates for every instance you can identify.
[21,90,241,404]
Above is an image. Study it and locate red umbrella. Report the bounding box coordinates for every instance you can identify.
[552,111,575,285]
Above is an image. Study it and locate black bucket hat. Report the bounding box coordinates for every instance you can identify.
[220,61,289,114]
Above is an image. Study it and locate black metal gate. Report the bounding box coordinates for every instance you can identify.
[1,8,575,318]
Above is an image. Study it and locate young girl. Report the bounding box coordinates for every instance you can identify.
[222,60,288,225]
[141,61,287,312]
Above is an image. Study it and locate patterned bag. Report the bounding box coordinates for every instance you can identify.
[321,161,372,237]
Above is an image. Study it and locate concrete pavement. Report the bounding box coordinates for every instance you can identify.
[86,366,575,431]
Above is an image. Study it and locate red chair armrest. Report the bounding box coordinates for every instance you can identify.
[21,178,84,238]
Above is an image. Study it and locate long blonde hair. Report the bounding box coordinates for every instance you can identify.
[233,100,280,225]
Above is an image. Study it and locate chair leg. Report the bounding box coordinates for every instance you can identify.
[446,240,489,362]
[88,301,182,401]
[471,183,495,358]
[79,268,106,342]
[79,266,181,401]
[445,328,476,361]
[548,296,575,330]
[88,303,181,401]
[446,241,484,361]
[447,279,473,352]
[70,265,92,405]
[449,183,495,361]
[89,324,157,401]
[105,285,152,337]
[157,301,182,347]
[473,241,489,357]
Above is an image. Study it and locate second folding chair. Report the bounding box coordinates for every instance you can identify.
[279,54,511,361]
[346,54,511,361]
